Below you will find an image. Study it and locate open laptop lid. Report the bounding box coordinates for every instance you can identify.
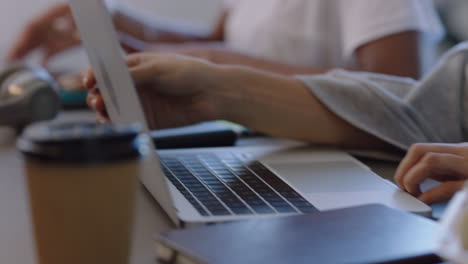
[68,0,178,224]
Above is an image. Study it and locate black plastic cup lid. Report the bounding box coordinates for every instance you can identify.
[17,121,141,164]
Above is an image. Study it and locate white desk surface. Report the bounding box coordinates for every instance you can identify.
[0,110,446,264]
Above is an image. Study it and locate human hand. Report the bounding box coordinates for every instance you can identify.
[83,53,226,128]
[394,143,468,205]
[144,42,250,65]
[7,4,80,65]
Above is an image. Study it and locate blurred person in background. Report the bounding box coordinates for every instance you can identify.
[8,0,444,79]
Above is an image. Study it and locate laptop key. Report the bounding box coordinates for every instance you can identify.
[207,208,231,216]
[228,202,247,208]
[251,205,275,214]
[275,206,297,213]
[231,207,253,215]
[264,196,284,203]
[195,193,218,200]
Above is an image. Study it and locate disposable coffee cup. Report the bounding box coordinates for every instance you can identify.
[18,121,141,264]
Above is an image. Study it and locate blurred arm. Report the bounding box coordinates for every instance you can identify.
[113,6,228,44]
[217,65,394,149]
[198,31,421,78]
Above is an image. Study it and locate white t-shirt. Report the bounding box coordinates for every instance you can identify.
[223,0,445,68]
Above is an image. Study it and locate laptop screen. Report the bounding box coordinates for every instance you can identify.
[68,0,178,223]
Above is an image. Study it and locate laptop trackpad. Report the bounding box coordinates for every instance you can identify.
[266,161,391,193]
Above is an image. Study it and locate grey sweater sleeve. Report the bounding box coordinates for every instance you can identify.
[297,42,468,150]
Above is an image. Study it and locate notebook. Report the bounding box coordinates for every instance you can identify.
[155,204,441,264]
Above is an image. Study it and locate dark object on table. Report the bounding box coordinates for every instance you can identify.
[155,204,441,264]
[151,122,238,149]
[0,65,61,129]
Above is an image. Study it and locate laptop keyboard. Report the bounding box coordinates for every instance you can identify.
[160,152,318,217]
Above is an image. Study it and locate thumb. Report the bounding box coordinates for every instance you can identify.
[126,54,161,85]
[418,181,465,205]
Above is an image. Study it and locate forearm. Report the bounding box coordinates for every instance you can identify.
[112,5,224,43]
[208,52,344,75]
[208,51,416,77]
[215,65,391,149]
[207,31,422,78]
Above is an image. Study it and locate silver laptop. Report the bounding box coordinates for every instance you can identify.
[68,0,431,225]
